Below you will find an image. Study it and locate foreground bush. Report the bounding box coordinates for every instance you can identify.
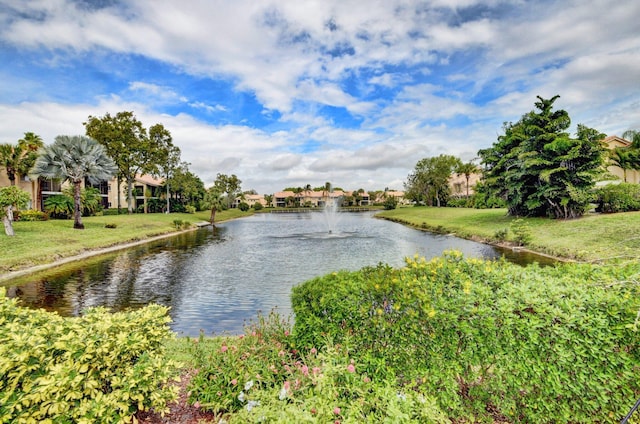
[186,312,447,423]
[292,251,640,422]
[0,289,179,424]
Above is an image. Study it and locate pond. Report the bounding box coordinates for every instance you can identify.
[3,211,554,336]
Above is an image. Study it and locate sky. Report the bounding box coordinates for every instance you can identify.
[1,0,639,194]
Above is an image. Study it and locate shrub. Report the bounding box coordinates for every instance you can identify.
[383,197,398,210]
[494,227,508,241]
[44,194,73,219]
[510,217,532,246]
[238,202,250,212]
[291,252,640,422]
[0,288,179,423]
[594,183,640,213]
[185,205,196,214]
[252,203,263,211]
[15,209,48,221]
[172,219,191,230]
[186,312,447,423]
[104,223,117,229]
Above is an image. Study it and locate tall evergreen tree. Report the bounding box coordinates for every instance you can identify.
[478,96,607,219]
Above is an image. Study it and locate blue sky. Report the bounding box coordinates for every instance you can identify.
[1,0,639,193]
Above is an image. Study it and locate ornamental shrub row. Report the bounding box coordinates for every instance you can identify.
[0,289,179,424]
[291,251,640,423]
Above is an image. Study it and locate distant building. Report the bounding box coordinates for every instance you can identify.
[603,135,639,184]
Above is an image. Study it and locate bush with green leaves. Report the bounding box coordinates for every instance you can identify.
[595,182,640,213]
[510,217,532,245]
[291,252,640,422]
[14,209,48,221]
[252,202,263,211]
[44,194,74,219]
[238,202,250,212]
[186,312,447,423]
[0,289,179,424]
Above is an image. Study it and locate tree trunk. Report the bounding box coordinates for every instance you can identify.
[166,174,170,213]
[3,206,15,236]
[116,175,122,213]
[127,179,134,214]
[73,181,84,229]
[210,207,217,223]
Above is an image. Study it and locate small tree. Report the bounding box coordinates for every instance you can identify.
[203,188,225,223]
[0,186,30,236]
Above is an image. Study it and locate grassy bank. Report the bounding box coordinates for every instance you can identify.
[377,206,640,263]
[0,209,251,276]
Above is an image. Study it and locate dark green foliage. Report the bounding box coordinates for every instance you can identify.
[595,183,640,213]
[252,202,263,211]
[478,96,607,219]
[382,196,397,210]
[238,201,250,212]
[291,252,640,422]
[44,194,74,219]
[405,154,462,207]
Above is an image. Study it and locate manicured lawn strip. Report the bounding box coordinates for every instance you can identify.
[378,206,640,263]
[0,209,251,274]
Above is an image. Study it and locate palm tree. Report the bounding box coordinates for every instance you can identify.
[456,161,480,197]
[609,147,636,183]
[203,188,225,223]
[0,133,44,186]
[30,135,117,229]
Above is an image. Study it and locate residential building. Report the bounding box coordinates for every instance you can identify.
[603,135,640,184]
[0,172,164,213]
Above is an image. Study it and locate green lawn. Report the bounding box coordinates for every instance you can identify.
[378,206,640,263]
[0,209,251,276]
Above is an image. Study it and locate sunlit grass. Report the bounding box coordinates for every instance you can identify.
[378,206,640,263]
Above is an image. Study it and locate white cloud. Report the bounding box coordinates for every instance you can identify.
[1,0,639,194]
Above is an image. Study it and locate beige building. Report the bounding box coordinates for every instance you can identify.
[0,172,164,213]
[603,135,639,184]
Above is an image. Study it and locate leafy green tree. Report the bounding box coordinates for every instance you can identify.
[84,111,156,214]
[0,185,30,236]
[478,96,607,219]
[405,154,462,207]
[30,135,117,229]
[263,194,273,208]
[168,165,205,209]
[202,188,225,223]
[148,124,181,213]
[213,173,242,209]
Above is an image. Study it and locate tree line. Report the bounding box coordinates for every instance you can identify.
[0,111,247,234]
[404,95,639,219]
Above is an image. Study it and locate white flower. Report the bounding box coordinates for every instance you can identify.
[278,387,287,400]
[238,391,245,402]
[244,380,254,391]
[246,400,260,412]
[397,392,407,402]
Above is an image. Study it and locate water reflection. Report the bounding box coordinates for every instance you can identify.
[3,212,555,336]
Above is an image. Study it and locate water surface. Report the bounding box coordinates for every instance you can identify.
[3,212,552,336]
